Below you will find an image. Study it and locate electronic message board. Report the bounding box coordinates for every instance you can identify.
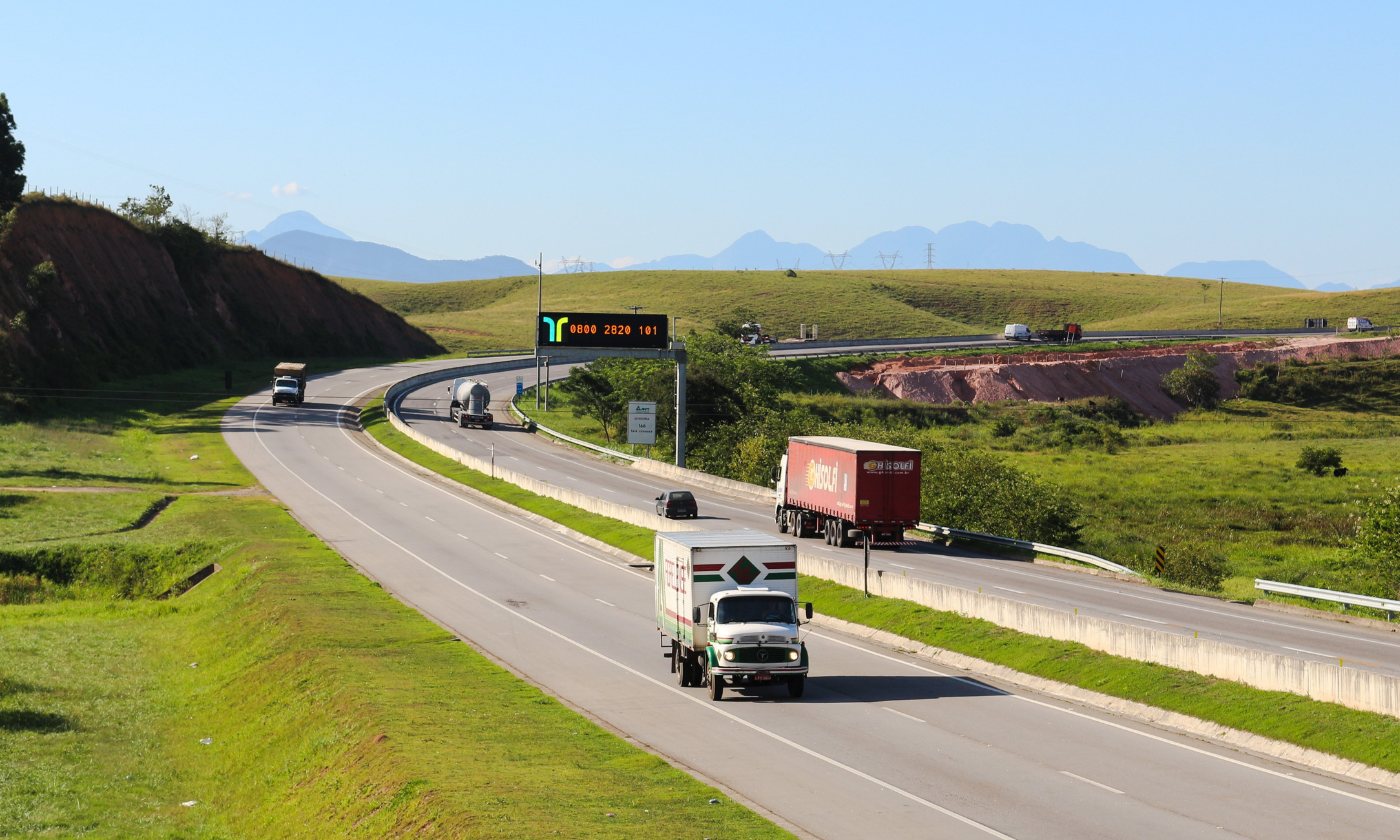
[537,312,669,350]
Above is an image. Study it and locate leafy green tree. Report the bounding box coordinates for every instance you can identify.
[1349,483,1400,598]
[118,185,174,227]
[1162,348,1220,408]
[556,366,626,441]
[0,92,25,209]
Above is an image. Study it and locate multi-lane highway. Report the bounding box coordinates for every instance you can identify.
[224,356,1400,839]
[396,359,1400,681]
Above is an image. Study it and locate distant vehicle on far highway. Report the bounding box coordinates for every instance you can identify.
[271,362,306,406]
[739,322,775,345]
[1036,322,1083,342]
[656,489,698,519]
[1348,316,1374,332]
[1004,323,1031,341]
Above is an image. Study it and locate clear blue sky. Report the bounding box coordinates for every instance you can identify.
[5,1,1399,284]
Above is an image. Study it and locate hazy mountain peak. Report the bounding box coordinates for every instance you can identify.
[1164,260,1304,289]
[244,211,352,246]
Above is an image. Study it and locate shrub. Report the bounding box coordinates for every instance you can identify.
[1296,445,1343,476]
[1162,349,1221,408]
[920,446,1081,545]
[1160,539,1228,590]
[1348,483,1400,598]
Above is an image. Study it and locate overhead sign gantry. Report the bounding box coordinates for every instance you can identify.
[533,310,688,467]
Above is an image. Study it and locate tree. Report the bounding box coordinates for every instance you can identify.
[1162,348,1220,408]
[1296,445,1343,476]
[556,366,625,441]
[1349,483,1400,598]
[0,92,26,209]
[118,185,174,228]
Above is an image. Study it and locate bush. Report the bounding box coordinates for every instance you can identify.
[1296,445,1343,476]
[1162,349,1221,408]
[920,446,1081,545]
[1158,539,1228,590]
[1348,483,1400,598]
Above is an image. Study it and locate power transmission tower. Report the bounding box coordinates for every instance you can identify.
[875,251,902,269]
[625,305,644,314]
[774,258,801,271]
[559,256,589,273]
[925,243,936,269]
[824,251,851,270]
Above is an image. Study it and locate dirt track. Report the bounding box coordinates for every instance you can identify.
[837,335,1399,416]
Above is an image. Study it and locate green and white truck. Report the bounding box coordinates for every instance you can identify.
[656,529,812,701]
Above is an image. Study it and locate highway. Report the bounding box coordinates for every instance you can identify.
[396,360,1400,682]
[224,356,1400,839]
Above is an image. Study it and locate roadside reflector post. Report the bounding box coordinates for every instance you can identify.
[863,532,870,597]
[1154,545,1166,576]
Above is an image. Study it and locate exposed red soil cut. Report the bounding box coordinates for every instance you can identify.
[838,336,1400,417]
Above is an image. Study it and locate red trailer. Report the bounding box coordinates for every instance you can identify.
[773,436,922,548]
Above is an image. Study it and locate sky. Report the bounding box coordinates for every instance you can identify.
[5,1,1400,285]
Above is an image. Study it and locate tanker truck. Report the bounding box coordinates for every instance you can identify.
[447,378,493,429]
[773,436,922,549]
[656,529,811,701]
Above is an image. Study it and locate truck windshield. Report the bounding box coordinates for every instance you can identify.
[275,378,298,388]
[716,596,794,625]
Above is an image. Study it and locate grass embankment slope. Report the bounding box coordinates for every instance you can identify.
[369,386,1400,777]
[333,269,1400,353]
[0,369,790,838]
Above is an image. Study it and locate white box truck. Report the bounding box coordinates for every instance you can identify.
[656,529,811,701]
[1004,323,1031,341]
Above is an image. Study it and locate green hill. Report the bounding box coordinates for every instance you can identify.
[332,269,1400,353]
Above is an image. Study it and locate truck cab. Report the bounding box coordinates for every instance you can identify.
[697,587,811,699]
[271,362,307,406]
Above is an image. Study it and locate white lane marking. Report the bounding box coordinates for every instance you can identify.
[494,552,508,559]
[1285,646,1333,657]
[424,516,435,522]
[1060,771,1123,795]
[356,477,363,482]
[400,502,409,507]
[1120,613,1172,626]
[994,586,1028,595]
[808,629,1400,813]
[250,400,1018,839]
[890,563,915,570]
[939,555,1400,653]
[596,598,615,607]
[457,533,470,540]
[884,706,926,723]
[338,466,345,471]
[376,489,384,493]
[540,575,556,582]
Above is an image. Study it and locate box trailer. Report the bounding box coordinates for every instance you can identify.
[656,529,810,701]
[774,436,921,548]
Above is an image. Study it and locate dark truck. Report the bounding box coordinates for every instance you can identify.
[1035,323,1083,342]
[772,436,922,549]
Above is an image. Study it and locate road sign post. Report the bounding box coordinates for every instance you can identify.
[1154,545,1166,576]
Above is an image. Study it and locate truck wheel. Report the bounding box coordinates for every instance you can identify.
[708,671,724,701]
[777,511,789,533]
[787,676,806,698]
[675,647,689,687]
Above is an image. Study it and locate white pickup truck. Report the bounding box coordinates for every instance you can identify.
[656,530,811,700]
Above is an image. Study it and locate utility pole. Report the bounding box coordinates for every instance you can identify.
[672,317,686,468]
[1218,277,1225,328]
[626,305,644,315]
[535,253,543,408]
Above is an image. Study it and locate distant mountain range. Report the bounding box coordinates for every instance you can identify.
[243,212,1385,289]
[246,213,533,282]
[1164,260,1306,289]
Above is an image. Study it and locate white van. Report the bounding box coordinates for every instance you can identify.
[1348,317,1374,332]
[1004,324,1031,341]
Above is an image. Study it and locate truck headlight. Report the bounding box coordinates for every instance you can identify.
[723,650,735,661]
[788,650,799,661]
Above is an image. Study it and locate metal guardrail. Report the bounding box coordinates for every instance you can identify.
[917,522,1141,577]
[1256,579,1400,620]
[507,392,640,462]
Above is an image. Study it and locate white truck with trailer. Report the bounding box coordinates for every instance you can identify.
[447,378,494,429]
[656,530,811,700]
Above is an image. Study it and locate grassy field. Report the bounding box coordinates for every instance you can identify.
[332,269,1400,353]
[364,401,1400,775]
[0,370,790,838]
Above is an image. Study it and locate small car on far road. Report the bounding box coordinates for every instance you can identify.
[655,489,698,519]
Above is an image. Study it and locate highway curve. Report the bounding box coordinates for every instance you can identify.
[224,357,1400,840]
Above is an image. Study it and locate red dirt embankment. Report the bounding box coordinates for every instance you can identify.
[0,199,441,385]
[838,336,1400,417]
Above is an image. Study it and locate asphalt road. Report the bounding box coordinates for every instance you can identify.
[397,360,1400,681]
[224,357,1400,839]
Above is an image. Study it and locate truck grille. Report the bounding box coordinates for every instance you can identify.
[734,635,793,644]
[726,647,797,664]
